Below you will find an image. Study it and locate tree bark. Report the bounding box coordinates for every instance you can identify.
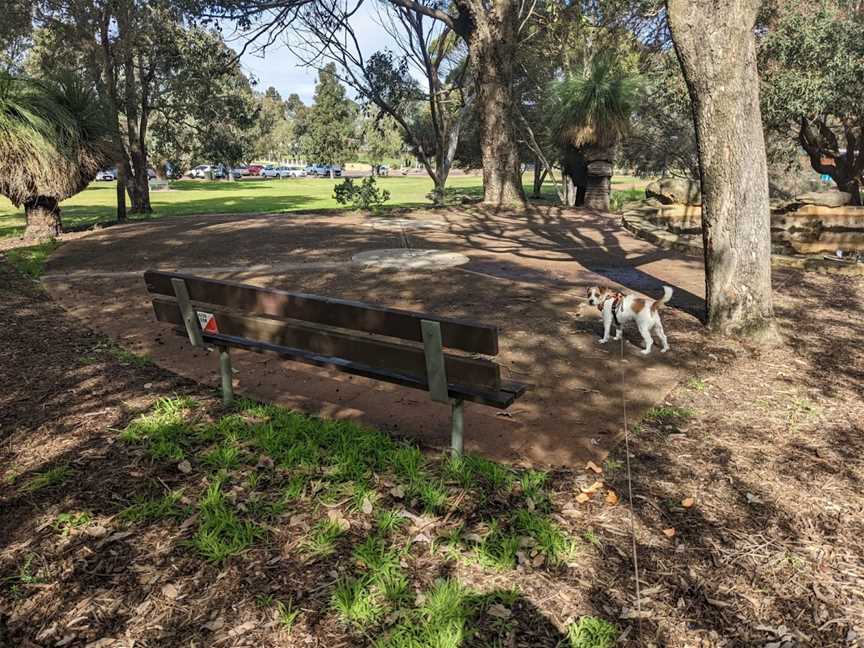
[23,197,62,241]
[116,177,127,222]
[463,0,526,207]
[668,0,776,339]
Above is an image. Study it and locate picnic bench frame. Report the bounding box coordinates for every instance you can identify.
[144,270,527,454]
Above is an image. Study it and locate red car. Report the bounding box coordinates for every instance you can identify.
[246,164,264,176]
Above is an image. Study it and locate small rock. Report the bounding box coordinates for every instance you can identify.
[177,460,192,474]
[84,525,109,538]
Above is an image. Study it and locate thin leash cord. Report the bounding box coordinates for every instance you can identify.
[620,333,643,637]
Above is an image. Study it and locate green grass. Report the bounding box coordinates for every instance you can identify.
[610,187,645,213]
[275,599,300,633]
[642,405,695,424]
[190,478,263,561]
[21,465,72,493]
[120,489,188,523]
[567,616,619,648]
[303,519,347,557]
[0,173,652,238]
[2,240,60,277]
[107,346,152,367]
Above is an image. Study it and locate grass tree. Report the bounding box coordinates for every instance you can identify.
[549,55,640,210]
[0,74,111,240]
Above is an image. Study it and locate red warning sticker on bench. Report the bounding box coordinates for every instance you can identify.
[196,311,219,333]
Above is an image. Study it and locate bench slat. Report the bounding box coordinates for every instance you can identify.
[144,270,498,355]
[190,330,522,409]
[152,297,501,389]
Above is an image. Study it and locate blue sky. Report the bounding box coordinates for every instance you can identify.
[234,4,401,104]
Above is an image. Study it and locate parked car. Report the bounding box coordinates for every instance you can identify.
[147,168,157,180]
[191,164,225,179]
[376,164,390,176]
[279,165,306,178]
[246,164,264,176]
[95,168,116,181]
[259,164,280,178]
[307,163,341,177]
[231,166,248,179]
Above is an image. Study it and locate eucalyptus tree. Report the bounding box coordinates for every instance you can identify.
[667,0,776,338]
[0,74,112,239]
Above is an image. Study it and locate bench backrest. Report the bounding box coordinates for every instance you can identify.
[143,270,502,391]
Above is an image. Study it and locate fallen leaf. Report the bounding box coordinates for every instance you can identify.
[227,621,255,638]
[361,496,374,515]
[161,583,179,599]
[586,461,603,474]
[487,603,512,619]
[288,513,307,527]
[606,490,619,506]
[581,480,604,494]
[389,485,405,499]
[575,493,591,504]
[532,553,546,567]
[662,528,676,538]
[202,618,224,632]
[177,460,192,474]
[84,525,108,538]
[681,497,695,508]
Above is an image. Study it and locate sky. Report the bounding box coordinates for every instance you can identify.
[233,4,403,104]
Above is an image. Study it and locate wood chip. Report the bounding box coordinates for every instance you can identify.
[161,583,179,599]
[575,493,591,504]
[681,497,695,508]
[586,461,603,474]
[581,480,604,494]
[662,528,676,538]
[606,490,620,506]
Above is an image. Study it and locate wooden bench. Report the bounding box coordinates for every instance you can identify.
[143,270,527,454]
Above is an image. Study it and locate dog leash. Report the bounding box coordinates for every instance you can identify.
[620,334,644,637]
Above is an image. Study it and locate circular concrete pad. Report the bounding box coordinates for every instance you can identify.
[352,248,469,269]
[364,218,444,231]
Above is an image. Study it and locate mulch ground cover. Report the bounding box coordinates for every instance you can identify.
[1,256,862,648]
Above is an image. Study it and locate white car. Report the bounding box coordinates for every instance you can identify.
[280,165,306,178]
[191,164,225,179]
[259,165,281,178]
[377,164,390,176]
[95,169,116,181]
[306,163,341,177]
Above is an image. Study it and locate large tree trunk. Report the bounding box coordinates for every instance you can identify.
[668,0,776,339]
[23,197,61,241]
[465,0,526,207]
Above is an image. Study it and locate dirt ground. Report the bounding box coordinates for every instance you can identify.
[41,206,709,465]
[1,206,863,647]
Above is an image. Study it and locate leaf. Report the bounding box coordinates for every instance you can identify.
[84,525,108,538]
[487,603,512,619]
[581,480,604,494]
[586,461,603,474]
[389,485,405,498]
[161,583,179,599]
[662,528,676,538]
[361,496,374,515]
[575,493,591,504]
[681,497,695,508]
[605,490,620,506]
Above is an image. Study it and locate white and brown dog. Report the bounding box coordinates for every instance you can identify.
[586,285,673,354]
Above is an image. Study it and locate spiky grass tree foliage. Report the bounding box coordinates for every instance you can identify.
[0,74,111,240]
[549,56,640,209]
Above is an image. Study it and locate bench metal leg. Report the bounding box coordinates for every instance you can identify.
[450,398,464,456]
[218,346,234,407]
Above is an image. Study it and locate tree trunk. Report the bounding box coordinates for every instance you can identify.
[23,197,62,241]
[116,177,127,222]
[532,159,548,198]
[668,0,776,339]
[466,0,526,207]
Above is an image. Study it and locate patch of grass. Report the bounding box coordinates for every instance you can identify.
[275,598,300,633]
[2,554,45,598]
[3,240,60,278]
[107,346,152,367]
[376,509,408,535]
[603,458,623,475]
[190,479,263,561]
[201,443,243,471]
[610,188,644,213]
[513,509,578,566]
[332,575,385,628]
[303,519,346,557]
[375,578,471,648]
[582,530,601,548]
[120,489,188,523]
[412,479,449,514]
[567,616,618,648]
[52,512,92,535]
[474,523,521,571]
[642,405,694,424]
[120,396,199,461]
[21,465,72,493]
[686,377,708,391]
[444,455,514,491]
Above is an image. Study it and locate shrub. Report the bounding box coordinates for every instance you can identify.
[334,176,391,212]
